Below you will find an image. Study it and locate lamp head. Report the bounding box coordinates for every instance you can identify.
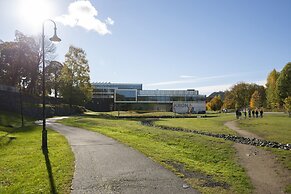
[49,27,61,42]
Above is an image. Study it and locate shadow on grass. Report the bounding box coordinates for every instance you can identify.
[43,148,57,194]
[0,135,16,144]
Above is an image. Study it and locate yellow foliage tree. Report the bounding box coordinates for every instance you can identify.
[250,90,261,109]
[207,96,223,111]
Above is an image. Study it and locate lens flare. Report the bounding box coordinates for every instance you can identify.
[18,0,53,31]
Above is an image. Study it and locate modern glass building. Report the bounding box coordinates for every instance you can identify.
[90,82,206,113]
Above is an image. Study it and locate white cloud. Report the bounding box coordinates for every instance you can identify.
[179,75,196,79]
[105,17,114,25]
[55,0,113,35]
[146,74,238,87]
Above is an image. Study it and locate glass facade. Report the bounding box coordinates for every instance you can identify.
[92,82,206,103]
[91,82,206,113]
[92,82,142,90]
[115,89,137,102]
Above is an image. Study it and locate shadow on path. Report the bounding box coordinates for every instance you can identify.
[43,148,57,194]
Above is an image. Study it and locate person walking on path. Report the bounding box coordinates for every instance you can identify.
[248,109,251,119]
[255,109,259,118]
[252,110,255,118]
[236,109,240,119]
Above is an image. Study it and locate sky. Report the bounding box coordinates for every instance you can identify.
[0,0,291,95]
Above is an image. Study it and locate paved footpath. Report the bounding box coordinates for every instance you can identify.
[47,118,199,194]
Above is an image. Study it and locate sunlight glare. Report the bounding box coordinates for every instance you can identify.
[18,0,53,32]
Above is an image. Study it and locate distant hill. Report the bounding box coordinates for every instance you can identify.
[206,91,225,102]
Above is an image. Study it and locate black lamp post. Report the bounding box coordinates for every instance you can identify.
[20,77,26,127]
[42,19,61,151]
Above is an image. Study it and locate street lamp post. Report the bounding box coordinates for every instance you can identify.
[42,19,61,151]
[20,77,26,127]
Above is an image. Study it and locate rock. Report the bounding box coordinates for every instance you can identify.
[182,184,190,189]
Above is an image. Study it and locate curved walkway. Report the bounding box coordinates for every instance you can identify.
[46,118,199,194]
[225,120,291,194]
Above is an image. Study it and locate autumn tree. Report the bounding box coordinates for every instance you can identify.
[59,46,92,107]
[207,96,223,111]
[284,96,291,117]
[231,82,251,109]
[222,83,266,109]
[266,69,280,109]
[250,90,262,109]
[276,62,291,106]
[222,90,235,109]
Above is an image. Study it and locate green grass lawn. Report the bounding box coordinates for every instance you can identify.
[60,115,252,194]
[0,111,74,193]
[237,113,291,144]
[155,113,236,134]
[156,112,291,193]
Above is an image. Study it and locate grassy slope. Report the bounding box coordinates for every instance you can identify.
[237,113,291,169]
[60,116,252,194]
[0,111,74,193]
[155,114,236,134]
[238,113,291,144]
[157,113,291,193]
[237,113,291,184]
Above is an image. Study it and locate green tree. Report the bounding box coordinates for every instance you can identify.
[0,31,56,95]
[0,41,24,86]
[45,61,63,98]
[266,69,280,109]
[59,46,92,107]
[284,96,291,117]
[276,62,291,106]
[207,96,223,111]
[231,82,251,109]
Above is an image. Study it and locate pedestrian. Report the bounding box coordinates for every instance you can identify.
[244,110,247,119]
[248,109,251,118]
[235,109,240,119]
[255,109,259,118]
[252,110,255,118]
[260,109,263,118]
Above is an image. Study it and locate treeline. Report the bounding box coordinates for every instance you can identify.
[0,31,92,107]
[207,62,291,115]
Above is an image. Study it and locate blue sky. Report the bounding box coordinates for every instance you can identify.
[0,0,291,95]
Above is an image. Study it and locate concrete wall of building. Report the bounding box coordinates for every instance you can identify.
[173,101,206,114]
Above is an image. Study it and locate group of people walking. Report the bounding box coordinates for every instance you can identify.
[235,108,263,119]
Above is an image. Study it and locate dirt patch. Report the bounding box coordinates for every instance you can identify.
[164,160,230,189]
[225,120,291,194]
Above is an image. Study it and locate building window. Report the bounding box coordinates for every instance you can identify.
[115,89,137,102]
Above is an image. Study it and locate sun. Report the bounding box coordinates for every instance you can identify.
[18,0,53,29]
